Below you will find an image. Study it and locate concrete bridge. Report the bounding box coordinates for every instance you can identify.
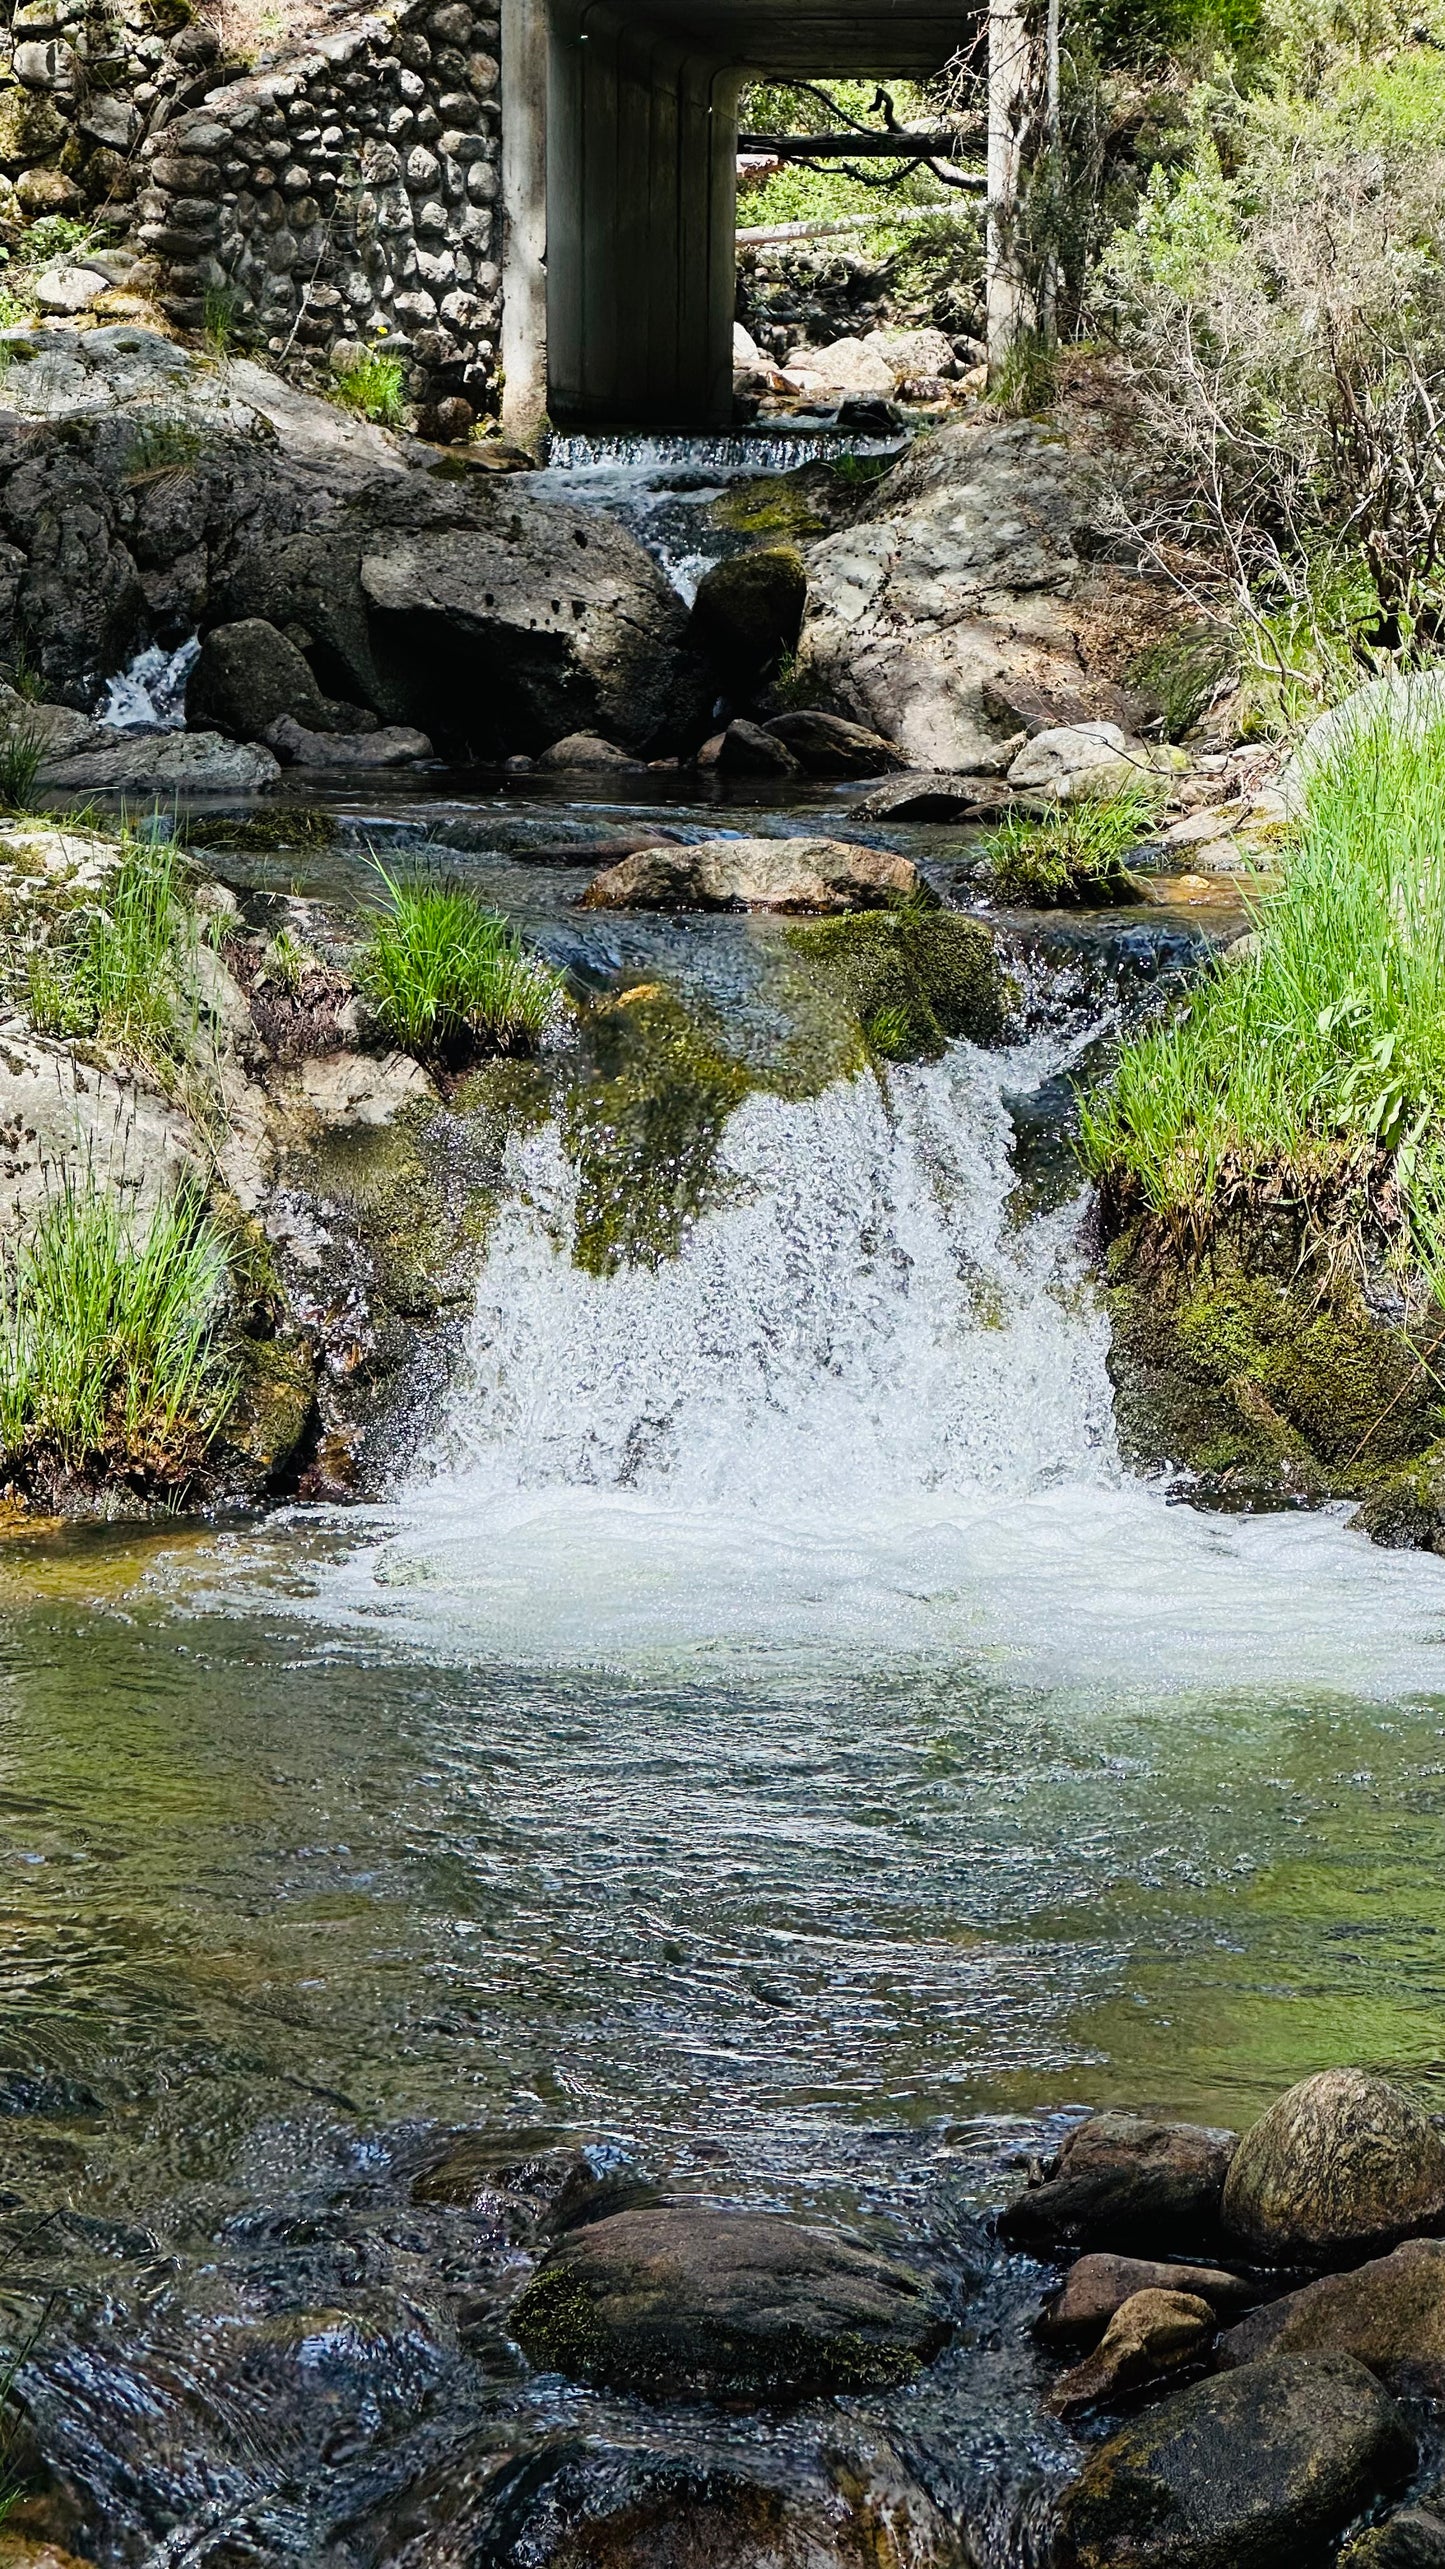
[499,0,969,436]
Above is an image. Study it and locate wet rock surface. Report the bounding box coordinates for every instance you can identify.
[1054,2354,1414,2569]
[1223,2071,1445,2262]
[1220,2236,1445,2387]
[1046,2287,1215,2416]
[580,837,924,915]
[509,2204,950,2402]
[999,2114,1239,2254]
[1038,2254,1258,2344]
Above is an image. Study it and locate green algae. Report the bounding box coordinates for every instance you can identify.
[563,986,757,1277]
[786,910,1010,1063]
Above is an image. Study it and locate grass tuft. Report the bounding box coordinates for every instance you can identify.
[983,782,1161,905]
[1080,713,1445,1281]
[356,864,565,1065]
[0,1176,236,1494]
[0,721,46,815]
[332,349,407,427]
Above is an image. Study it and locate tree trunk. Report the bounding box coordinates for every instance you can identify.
[986,0,1055,371]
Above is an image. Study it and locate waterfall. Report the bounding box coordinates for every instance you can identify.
[99,635,200,732]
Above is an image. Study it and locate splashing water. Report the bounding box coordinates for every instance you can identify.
[99,634,199,731]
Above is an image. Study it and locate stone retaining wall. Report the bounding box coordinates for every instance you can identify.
[137,0,501,427]
[0,0,218,226]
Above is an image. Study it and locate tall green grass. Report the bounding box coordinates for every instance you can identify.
[984,782,1161,905]
[1080,715,1445,1263]
[26,835,197,1065]
[357,865,564,1062]
[0,1178,236,1487]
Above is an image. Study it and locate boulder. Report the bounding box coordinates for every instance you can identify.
[785,336,898,396]
[0,689,101,758]
[850,772,1016,823]
[1046,2288,1215,2416]
[1007,720,1150,801]
[786,909,1009,1057]
[534,733,643,772]
[1222,2070,1445,2263]
[37,731,281,793]
[1054,2355,1414,2569]
[186,618,369,743]
[798,420,1092,770]
[862,326,957,383]
[0,1030,200,1239]
[33,267,105,317]
[264,716,432,768]
[509,2204,948,2402]
[1219,2237,1445,2390]
[715,718,801,777]
[580,836,922,915]
[1000,2115,1238,2255]
[690,549,807,690]
[1280,671,1445,814]
[1038,2253,1258,2346]
[764,710,904,776]
[1341,2511,1445,2569]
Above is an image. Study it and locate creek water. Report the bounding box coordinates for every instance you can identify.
[8,453,1445,2564]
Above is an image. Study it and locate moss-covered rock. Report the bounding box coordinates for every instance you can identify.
[1100,1188,1445,1516]
[563,987,755,1276]
[690,548,807,691]
[787,910,1010,1062]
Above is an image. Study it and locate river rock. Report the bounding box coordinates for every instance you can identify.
[850,771,1017,822]
[798,420,1095,771]
[764,710,904,775]
[186,618,370,743]
[1219,2237,1445,2389]
[1038,2253,1258,2345]
[1047,2288,1215,2416]
[34,267,106,318]
[1341,2511,1445,2568]
[690,548,807,689]
[0,690,101,758]
[1007,720,1150,801]
[1222,2070,1445,2262]
[787,909,1009,1056]
[1279,670,1445,814]
[1000,2114,1238,2255]
[786,336,898,396]
[1054,2354,1414,2569]
[509,2204,948,2401]
[581,836,922,915]
[534,733,643,772]
[715,718,801,776]
[264,715,432,769]
[37,731,281,793]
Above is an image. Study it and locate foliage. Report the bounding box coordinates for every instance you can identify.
[0,1176,237,1490]
[25,837,199,1077]
[1080,715,1445,1286]
[983,783,1162,902]
[356,865,564,1064]
[985,327,1059,416]
[202,282,245,357]
[0,722,45,814]
[1129,629,1238,738]
[332,348,407,426]
[123,418,205,484]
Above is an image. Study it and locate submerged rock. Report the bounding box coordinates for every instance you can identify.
[786,910,1009,1059]
[1046,2287,1214,2416]
[1219,2237,1445,2390]
[1054,2354,1414,2569]
[850,771,1017,823]
[580,837,922,915]
[1038,2253,1256,2345]
[1000,2114,1238,2255]
[1222,2070,1445,2263]
[509,2204,949,2402]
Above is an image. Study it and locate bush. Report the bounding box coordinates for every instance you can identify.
[983,783,1161,902]
[1080,713,1445,1276]
[0,1177,237,1495]
[332,349,407,426]
[357,866,565,1064]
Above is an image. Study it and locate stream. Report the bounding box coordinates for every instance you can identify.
[7,436,1445,2567]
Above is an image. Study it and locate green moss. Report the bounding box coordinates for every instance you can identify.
[222,1334,316,1479]
[709,477,828,542]
[564,987,755,1276]
[786,910,1009,1062]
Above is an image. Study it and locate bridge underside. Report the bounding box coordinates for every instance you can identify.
[499,0,971,436]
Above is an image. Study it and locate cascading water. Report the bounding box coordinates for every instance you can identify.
[98,633,199,730]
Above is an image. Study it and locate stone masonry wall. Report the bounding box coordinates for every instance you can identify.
[0,0,221,228]
[137,0,500,426]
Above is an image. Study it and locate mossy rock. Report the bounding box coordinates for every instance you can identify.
[708,474,829,543]
[1103,1218,1445,1507]
[219,1333,317,1487]
[786,910,1010,1063]
[690,548,806,689]
[563,986,756,1275]
[0,89,66,166]
[180,808,337,859]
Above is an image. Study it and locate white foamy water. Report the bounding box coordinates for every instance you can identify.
[99,635,199,731]
[309,1047,1445,1694]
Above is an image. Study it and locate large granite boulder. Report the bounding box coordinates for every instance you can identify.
[1222,2070,1445,2263]
[509,2205,948,2402]
[797,420,1098,772]
[1054,2355,1414,2569]
[37,730,280,794]
[580,837,923,915]
[185,617,371,742]
[1219,2237,1445,2391]
[1000,2115,1238,2255]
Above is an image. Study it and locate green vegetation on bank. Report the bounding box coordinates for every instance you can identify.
[356,866,565,1066]
[331,348,407,426]
[0,1177,237,1497]
[983,783,1161,904]
[1081,717,1445,1272]
[23,835,200,1081]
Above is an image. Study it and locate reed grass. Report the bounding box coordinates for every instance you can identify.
[357,864,564,1060]
[0,1177,236,1484]
[1080,714,1445,1269]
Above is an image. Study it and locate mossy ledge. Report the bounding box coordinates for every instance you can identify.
[786,910,1012,1064]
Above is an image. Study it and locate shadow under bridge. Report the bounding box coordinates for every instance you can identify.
[499,0,971,432]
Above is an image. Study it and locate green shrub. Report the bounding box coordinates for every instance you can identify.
[332,349,407,427]
[123,418,205,485]
[1080,713,1445,1276]
[357,865,564,1063]
[983,783,1161,904]
[985,328,1058,417]
[0,1177,236,1491]
[202,282,245,357]
[1129,631,1237,741]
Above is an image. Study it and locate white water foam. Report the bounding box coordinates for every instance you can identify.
[309,1047,1445,1694]
[99,635,199,732]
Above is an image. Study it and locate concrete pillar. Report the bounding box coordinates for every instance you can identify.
[545,0,740,427]
[500,0,551,447]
